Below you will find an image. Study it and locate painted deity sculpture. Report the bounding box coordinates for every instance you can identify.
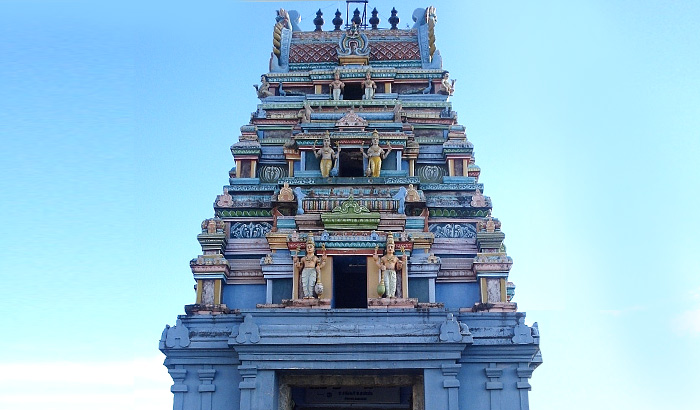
[360,130,392,177]
[329,72,345,101]
[293,235,326,298]
[362,71,376,100]
[373,235,407,298]
[278,182,294,201]
[393,101,403,122]
[437,72,456,96]
[254,75,274,98]
[314,132,340,178]
[299,100,312,123]
[406,184,421,202]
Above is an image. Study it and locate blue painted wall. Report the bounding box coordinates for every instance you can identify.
[436,282,480,309]
[222,284,266,309]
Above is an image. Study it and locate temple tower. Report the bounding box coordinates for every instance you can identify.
[161,5,541,410]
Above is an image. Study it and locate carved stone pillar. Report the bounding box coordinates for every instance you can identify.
[198,369,216,410]
[168,368,187,410]
[442,364,461,410]
[238,365,257,410]
[516,365,534,410]
[424,366,461,410]
[485,363,503,410]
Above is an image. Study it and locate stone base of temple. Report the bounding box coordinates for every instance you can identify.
[466,302,518,313]
[368,297,419,308]
[277,298,332,308]
[184,304,234,315]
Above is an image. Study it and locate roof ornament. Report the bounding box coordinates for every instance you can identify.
[272,9,290,60]
[389,7,399,30]
[270,9,296,73]
[332,9,344,31]
[413,6,443,69]
[426,6,438,61]
[337,22,370,65]
[313,9,324,31]
[335,108,368,130]
[369,8,380,29]
[345,1,368,29]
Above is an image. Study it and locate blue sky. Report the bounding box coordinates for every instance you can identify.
[1,0,699,408]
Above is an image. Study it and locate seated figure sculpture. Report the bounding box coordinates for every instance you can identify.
[254,75,274,98]
[373,235,407,298]
[298,100,312,123]
[360,130,392,177]
[293,235,326,298]
[437,72,456,96]
[314,132,340,178]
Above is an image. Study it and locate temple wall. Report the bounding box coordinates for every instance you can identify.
[223,284,266,309]
[436,282,480,309]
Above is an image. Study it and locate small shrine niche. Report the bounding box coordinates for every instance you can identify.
[443,126,472,177]
[448,157,469,177]
[235,158,257,178]
[230,125,261,179]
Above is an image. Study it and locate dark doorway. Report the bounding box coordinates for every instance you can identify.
[291,386,412,410]
[344,83,363,100]
[333,256,367,308]
[339,149,365,177]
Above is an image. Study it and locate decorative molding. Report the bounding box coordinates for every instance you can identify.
[429,223,476,239]
[416,165,446,183]
[234,314,261,344]
[229,222,273,239]
[161,319,190,349]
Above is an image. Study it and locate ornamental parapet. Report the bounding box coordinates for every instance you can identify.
[472,252,513,273]
[476,231,506,253]
[279,176,419,186]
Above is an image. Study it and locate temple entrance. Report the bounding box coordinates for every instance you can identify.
[280,373,423,410]
[292,386,411,410]
[332,256,367,308]
[339,149,365,177]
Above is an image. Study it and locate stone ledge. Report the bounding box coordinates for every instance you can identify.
[184,304,235,315]
[280,298,332,309]
[368,298,418,308]
[466,302,517,313]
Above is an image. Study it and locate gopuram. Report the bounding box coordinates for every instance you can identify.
[161,4,542,410]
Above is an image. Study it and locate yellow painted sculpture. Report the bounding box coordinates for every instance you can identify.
[360,130,392,177]
[314,131,339,178]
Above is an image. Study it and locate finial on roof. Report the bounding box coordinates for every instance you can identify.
[351,8,362,26]
[369,8,380,30]
[314,9,324,32]
[389,7,399,30]
[333,9,343,31]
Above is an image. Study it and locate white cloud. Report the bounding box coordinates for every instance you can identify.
[0,356,172,410]
[673,307,700,336]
